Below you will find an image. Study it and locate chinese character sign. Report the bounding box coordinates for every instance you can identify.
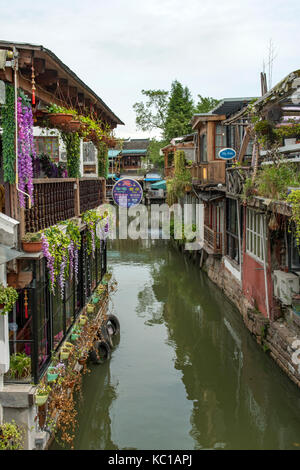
[112,178,143,208]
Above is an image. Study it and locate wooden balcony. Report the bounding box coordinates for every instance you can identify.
[165,161,226,185]
[226,166,252,195]
[23,177,105,233]
[204,225,222,254]
[165,166,174,178]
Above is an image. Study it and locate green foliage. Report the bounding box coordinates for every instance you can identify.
[1,84,16,183]
[22,231,42,242]
[133,89,169,133]
[8,353,31,379]
[47,103,75,115]
[0,420,24,450]
[194,95,220,113]
[274,123,300,139]
[81,209,101,255]
[256,162,300,200]
[166,150,192,205]
[97,141,108,178]
[0,284,18,315]
[61,132,81,178]
[287,189,300,246]
[164,81,194,141]
[147,138,168,169]
[254,120,280,147]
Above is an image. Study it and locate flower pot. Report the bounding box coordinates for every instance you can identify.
[47,367,58,383]
[79,315,88,326]
[35,394,49,406]
[70,333,79,342]
[92,296,100,304]
[48,113,73,128]
[87,304,95,314]
[22,241,43,253]
[78,356,87,365]
[65,120,82,133]
[63,342,74,350]
[60,350,70,360]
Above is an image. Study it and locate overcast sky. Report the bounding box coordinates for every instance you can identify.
[1,0,299,139]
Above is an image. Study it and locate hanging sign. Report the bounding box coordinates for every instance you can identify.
[112,178,143,208]
[218,148,236,160]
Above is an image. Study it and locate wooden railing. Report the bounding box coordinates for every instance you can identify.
[204,225,222,254]
[24,177,105,233]
[226,166,252,195]
[79,178,104,214]
[166,161,226,185]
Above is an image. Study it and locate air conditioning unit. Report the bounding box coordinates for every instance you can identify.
[273,270,299,305]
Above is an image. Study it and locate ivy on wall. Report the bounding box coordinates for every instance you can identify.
[97,141,108,178]
[61,132,81,178]
[1,84,16,183]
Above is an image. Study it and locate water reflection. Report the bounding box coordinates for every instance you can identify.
[53,238,300,450]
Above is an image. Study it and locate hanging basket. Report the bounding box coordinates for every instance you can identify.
[35,394,49,406]
[79,314,88,326]
[47,367,58,383]
[65,120,82,133]
[86,304,95,314]
[48,113,73,128]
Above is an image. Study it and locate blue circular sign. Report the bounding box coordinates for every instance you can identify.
[218,148,236,160]
[112,178,143,208]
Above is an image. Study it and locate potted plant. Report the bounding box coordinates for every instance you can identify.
[35,384,51,406]
[22,231,43,253]
[47,104,74,128]
[86,303,95,314]
[0,284,18,315]
[77,349,88,365]
[7,353,31,380]
[79,314,88,326]
[47,366,59,383]
[60,341,74,360]
[0,420,24,450]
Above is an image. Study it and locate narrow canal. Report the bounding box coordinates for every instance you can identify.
[54,238,300,450]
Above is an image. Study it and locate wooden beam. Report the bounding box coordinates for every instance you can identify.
[37,69,58,86]
[238,127,251,163]
[33,58,45,75]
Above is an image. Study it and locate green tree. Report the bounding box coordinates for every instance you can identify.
[194,95,220,114]
[146,138,168,170]
[133,89,169,133]
[164,80,194,141]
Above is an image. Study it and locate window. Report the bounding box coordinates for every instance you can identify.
[215,125,226,159]
[226,198,242,264]
[35,136,59,161]
[200,134,207,162]
[83,142,96,164]
[246,209,266,262]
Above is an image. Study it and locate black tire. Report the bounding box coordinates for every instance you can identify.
[89,340,111,364]
[98,322,113,348]
[106,314,120,336]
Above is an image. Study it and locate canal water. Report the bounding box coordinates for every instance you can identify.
[53,238,300,450]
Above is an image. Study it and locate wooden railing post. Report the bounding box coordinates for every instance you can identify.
[74,178,80,216]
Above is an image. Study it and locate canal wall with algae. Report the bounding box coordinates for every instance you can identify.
[202,254,300,389]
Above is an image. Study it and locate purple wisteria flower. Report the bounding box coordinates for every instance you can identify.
[17,98,35,208]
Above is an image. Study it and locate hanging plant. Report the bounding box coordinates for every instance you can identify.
[97,141,108,178]
[287,189,300,247]
[166,150,192,205]
[0,284,18,315]
[17,96,35,207]
[61,132,81,178]
[1,84,16,183]
[42,220,82,297]
[81,210,101,256]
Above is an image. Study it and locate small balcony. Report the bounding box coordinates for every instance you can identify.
[23,177,105,233]
[204,225,223,254]
[226,166,252,195]
[190,161,226,185]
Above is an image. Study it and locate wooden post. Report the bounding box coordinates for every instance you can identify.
[74,178,80,216]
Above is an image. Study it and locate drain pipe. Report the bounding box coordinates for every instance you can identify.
[13,47,32,209]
